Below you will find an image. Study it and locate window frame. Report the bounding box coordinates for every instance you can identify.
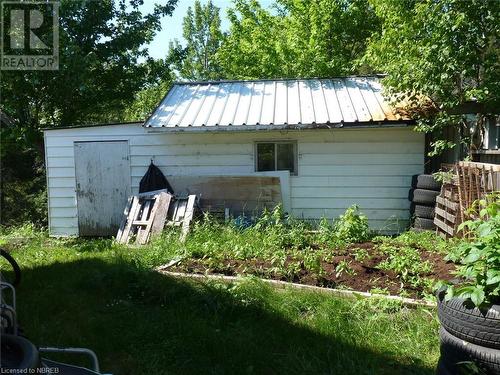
[254,141,298,176]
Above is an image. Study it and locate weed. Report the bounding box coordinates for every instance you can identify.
[335,260,356,278]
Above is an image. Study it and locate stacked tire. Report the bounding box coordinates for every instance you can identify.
[408,174,441,231]
[437,292,500,374]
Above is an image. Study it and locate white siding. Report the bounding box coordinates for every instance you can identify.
[44,123,424,236]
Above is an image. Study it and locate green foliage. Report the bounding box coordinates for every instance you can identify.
[1,0,176,226]
[0,228,441,373]
[363,0,499,156]
[332,205,371,244]
[444,193,500,307]
[124,78,173,121]
[218,0,380,79]
[168,0,224,80]
[335,259,356,278]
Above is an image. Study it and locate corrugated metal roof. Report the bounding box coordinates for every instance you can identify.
[144,76,410,130]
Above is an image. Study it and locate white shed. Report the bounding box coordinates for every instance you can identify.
[44,76,424,237]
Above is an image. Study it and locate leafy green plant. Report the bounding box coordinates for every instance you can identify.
[352,248,370,262]
[443,193,500,307]
[333,205,371,244]
[335,260,356,278]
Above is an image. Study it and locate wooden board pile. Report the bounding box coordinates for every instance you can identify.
[434,161,500,239]
[116,189,198,245]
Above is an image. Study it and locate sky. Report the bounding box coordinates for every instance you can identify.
[140,0,273,60]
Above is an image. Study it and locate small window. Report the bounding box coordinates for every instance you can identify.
[256,142,297,175]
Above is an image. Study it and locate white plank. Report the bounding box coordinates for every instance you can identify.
[130,165,253,177]
[300,153,423,166]
[47,157,74,168]
[129,154,252,168]
[49,207,77,217]
[291,176,412,188]
[48,178,75,188]
[130,144,253,156]
[291,187,410,199]
[292,197,410,210]
[299,142,423,154]
[47,168,74,178]
[48,187,75,198]
[298,165,423,177]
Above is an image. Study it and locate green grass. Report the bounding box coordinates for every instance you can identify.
[0,225,441,375]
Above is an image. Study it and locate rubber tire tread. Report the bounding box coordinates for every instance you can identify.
[411,174,442,191]
[409,188,439,205]
[438,294,500,350]
[412,204,435,219]
[413,217,435,230]
[439,327,500,374]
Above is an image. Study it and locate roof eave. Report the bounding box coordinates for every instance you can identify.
[145,120,415,133]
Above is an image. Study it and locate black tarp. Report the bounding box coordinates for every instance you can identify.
[139,161,174,194]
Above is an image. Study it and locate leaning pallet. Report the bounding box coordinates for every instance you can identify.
[434,161,500,239]
[116,189,172,245]
[116,190,199,245]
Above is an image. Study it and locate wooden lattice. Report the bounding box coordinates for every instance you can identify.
[434,161,500,239]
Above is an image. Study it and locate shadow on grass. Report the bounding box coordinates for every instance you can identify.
[12,258,435,375]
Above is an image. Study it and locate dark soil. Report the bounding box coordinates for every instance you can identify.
[169,242,456,299]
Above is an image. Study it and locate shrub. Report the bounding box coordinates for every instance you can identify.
[443,193,500,307]
[333,205,371,244]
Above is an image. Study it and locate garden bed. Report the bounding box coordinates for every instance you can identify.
[168,238,456,299]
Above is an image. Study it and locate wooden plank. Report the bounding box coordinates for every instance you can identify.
[132,220,151,226]
[150,193,172,238]
[138,188,171,198]
[436,196,458,211]
[434,217,454,236]
[180,195,197,242]
[435,207,456,223]
[136,199,152,243]
[118,196,140,244]
[175,200,188,222]
[116,196,133,242]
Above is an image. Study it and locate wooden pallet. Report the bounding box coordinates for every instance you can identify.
[116,190,198,245]
[434,161,500,239]
[434,192,458,239]
[116,189,173,245]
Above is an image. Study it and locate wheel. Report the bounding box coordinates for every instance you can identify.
[413,217,435,230]
[438,293,500,350]
[411,174,442,191]
[0,334,40,369]
[0,249,21,287]
[439,327,500,375]
[411,204,435,219]
[409,188,440,205]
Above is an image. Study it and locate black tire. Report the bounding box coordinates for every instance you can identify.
[413,217,435,230]
[412,174,442,191]
[438,293,500,350]
[411,203,435,219]
[0,334,40,369]
[409,188,440,205]
[436,358,454,375]
[439,327,500,375]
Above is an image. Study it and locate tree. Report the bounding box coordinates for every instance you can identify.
[168,0,224,80]
[218,0,380,79]
[363,0,499,157]
[0,0,177,225]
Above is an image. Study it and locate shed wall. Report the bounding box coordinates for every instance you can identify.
[44,124,424,236]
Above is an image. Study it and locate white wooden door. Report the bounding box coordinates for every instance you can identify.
[74,141,130,236]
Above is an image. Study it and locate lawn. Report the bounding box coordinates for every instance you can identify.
[0,222,445,375]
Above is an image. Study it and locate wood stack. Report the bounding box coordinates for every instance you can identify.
[116,189,198,245]
[434,161,500,239]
